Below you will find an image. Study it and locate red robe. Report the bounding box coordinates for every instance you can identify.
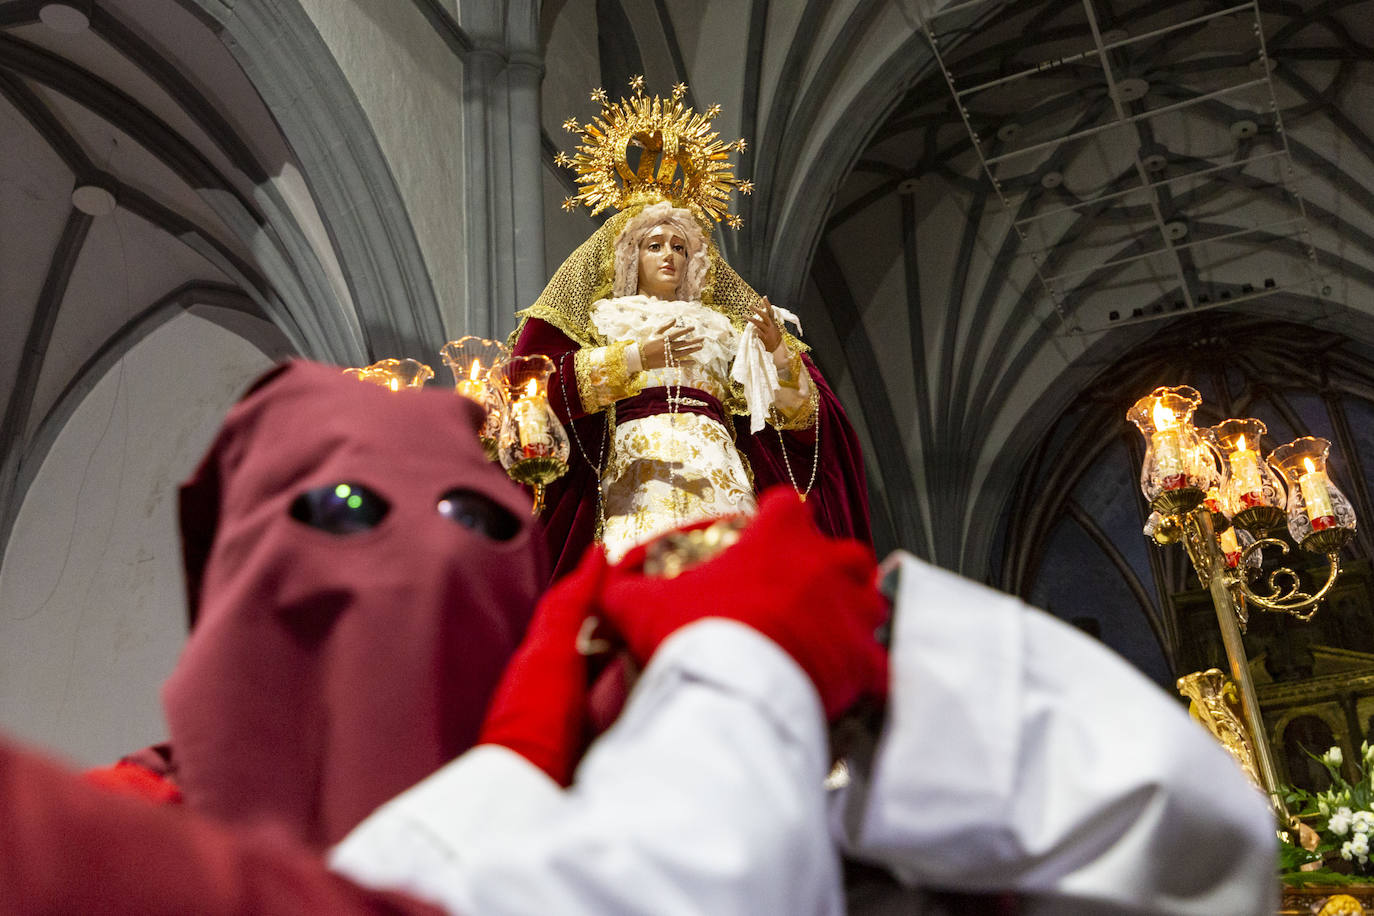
[1,737,442,915]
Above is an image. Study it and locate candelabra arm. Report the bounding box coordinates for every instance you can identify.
[1233,539,1339,621]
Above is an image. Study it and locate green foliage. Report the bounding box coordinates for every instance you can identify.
[1278,743,1374,884]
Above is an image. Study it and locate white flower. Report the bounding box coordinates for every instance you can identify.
[1342,841,1355,861]
[1351,832,1369,856]
[1362,853,1371,868]
[1365,740,1374,767]
[1355,810,1374,835]
[1331,809,1353,836]
[1324,746,1344,767]
[1320,799,1332,817]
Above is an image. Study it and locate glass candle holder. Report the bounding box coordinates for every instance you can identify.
[1127,386,1213,516]
[1268,437,1356,554]
[1217,524,1262,571]
[342,358,434,392]
[489,355,570,490]
[440,337,510,461]
[1209,418,1286,534]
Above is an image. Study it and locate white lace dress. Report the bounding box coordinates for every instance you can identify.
[589,295,751,559]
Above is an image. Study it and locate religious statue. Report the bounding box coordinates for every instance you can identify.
[511,80,871,579]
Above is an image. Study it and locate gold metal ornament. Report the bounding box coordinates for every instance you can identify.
[553,79,751,227]
[642,516,747,579]
[1318,895,1368,916]
[1177,669,1263,790]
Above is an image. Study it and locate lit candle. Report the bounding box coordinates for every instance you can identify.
[1229,435,1264,507]
[1218,525,1241,568]
[1299,457,1336,530]
[1203,486,1222,514]
[456,360,484,400]
[388,376,400,392]
[513,379,548,458]
[1151,402,1187,490]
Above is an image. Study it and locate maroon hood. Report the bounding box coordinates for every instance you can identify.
[163,360,543,848]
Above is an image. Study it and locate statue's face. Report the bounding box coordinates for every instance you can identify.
[637,224,689,300]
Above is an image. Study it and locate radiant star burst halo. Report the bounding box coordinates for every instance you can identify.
[558,77,752,229]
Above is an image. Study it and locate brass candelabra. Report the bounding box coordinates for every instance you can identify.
[1130,386,1357,815]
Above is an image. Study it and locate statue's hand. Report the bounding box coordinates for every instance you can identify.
[749,297,784,351]
[641,319,703,370]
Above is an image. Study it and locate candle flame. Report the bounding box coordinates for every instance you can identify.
[524,379,538,398]
[389,377,400,392]
[1236,434,1248,452]
[1152,401,1176,430]
[1304,457,1317,474]
[469,359,481,380]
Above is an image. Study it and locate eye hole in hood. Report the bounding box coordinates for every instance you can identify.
[289,482,390,535]
[437,488,521,541]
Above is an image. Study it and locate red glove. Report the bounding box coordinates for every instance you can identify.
[478,545,609,786]
[598,488,888,720]
[83,760,183,805]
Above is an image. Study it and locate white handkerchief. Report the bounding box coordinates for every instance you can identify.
[730,305,803,433]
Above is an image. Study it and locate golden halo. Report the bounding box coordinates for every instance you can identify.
[557,77,752,228]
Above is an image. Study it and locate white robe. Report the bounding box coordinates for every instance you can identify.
[331,553,1277,915]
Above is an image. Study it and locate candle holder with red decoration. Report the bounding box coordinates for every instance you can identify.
[1211,418,1287,536]
[489,355,569,513]
[1127,386,1217,517]
[1269,437,1357,556]
[440,337,510,462]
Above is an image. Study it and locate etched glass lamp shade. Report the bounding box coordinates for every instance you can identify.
[440,337,510,460]
[1209,418,1286,534]
[1127,386,1213,516]
[488,355,570,488]
[342,358,434,392]
[1268,437,1356,554]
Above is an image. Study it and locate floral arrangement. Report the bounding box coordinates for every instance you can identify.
[1282,743,1374,885]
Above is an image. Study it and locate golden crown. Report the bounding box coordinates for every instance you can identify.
[555,78,753,229]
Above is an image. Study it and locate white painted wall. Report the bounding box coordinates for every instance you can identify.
[295,0,468,335]
[0,312,278,765]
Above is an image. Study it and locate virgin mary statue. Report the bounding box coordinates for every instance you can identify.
[512,81,871,580]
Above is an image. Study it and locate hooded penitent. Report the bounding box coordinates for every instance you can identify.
[161,360,544,848]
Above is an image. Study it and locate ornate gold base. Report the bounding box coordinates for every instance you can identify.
[1233,504,1285,534]
[507,455,568,486]
[1302,527,1354,555]
[1280,886,1373,915]
[1176,668,1262,790]
[1150,486,1205,517]
[480,436,499,463]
